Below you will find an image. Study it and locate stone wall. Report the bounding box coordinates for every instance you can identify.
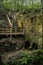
[24,14,42,49]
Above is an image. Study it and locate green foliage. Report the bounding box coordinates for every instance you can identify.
[1,2,13,11]
[8,57,17,65]
[32,3,41,9]
[2,50,43,65]
[17,53,29,65]
[2,61,9,65]
[0,0,41,12]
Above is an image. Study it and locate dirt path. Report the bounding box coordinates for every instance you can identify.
[2,49,39,62]
[2,49,23,61]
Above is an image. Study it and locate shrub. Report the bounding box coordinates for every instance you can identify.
[2,50,43,65]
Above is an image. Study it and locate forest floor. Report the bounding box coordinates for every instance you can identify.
[2,49,40,62]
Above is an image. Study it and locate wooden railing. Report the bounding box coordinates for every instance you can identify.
[0,27,24,35]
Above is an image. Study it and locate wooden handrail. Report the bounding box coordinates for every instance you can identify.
[0,27,24,34]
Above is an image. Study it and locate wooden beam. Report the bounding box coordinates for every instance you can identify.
[7,15,12,27]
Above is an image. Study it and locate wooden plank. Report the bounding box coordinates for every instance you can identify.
[0,32,24,35]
